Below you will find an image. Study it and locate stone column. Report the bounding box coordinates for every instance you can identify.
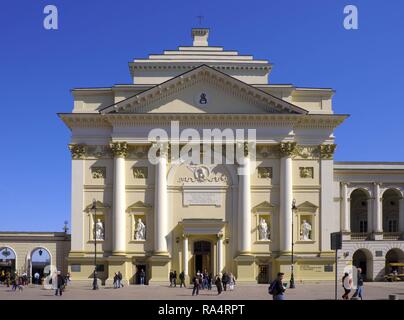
[341,182,351,232]
[183,235,189,276]
[217,233,224,273]
[320,144,336,250]
[111,142,128,255]
[373,183,383,233]
[238,143,251,254]
[279,142,296,252]
[154,143,168,254]
[68,144,86,253]
[399,197,404,234]
[367,197,373,234]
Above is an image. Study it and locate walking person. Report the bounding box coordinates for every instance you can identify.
[215,274,223,295]
[222,272,228,291]
[342,272,352,300]
[207,273,212,290]
[113,272,119,289]
[228,273,236,291]
[268,272,286,300]
[139,269,146,285]
[55,271,65,296]
[179,271,186,288]
[169,270,174,287]
[173,271,177,287]
[5,272,10,288]
[34,272,40,285]
[65,272,71,286]
[117,271,124,288]
[192,275,199,296]
[351,268,364,300]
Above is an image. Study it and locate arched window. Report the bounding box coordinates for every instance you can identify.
[350,189,369,233]
[382,189,401,232]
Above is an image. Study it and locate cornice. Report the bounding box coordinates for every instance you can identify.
[59,112,347,130]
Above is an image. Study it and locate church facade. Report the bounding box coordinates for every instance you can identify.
[58,29,404,284]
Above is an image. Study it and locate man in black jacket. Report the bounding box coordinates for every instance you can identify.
[179,271,186,288]
[269,272,286,300]
[55,271,65,296]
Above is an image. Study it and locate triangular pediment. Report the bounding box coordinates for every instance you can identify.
[101,65,307,115]
[84,201,110,213]
[252,201,275,212]
[296,201,318,213]
[126,201,152,213]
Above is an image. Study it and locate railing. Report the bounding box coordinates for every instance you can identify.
[350,232,370,240]
[383,232,402,240]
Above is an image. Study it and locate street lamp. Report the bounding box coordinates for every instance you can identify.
[92,199,99,290]
[290,198,297,289]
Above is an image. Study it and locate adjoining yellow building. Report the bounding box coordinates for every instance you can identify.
[52,28,404,285]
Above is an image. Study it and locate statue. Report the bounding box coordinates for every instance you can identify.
[95,219,104,240]
[300,220,312,240]
[135,218,146,240]
[258,218,269,240]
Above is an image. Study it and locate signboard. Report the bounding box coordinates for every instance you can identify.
[331,232,342,250]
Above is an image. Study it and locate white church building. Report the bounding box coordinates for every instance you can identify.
[2,28,403,284]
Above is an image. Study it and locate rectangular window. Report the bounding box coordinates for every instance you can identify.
[359,220,368,233]
[388,220,398,232]
[71,264,81,272]
[96,264,104,272]
[324,265,333,272]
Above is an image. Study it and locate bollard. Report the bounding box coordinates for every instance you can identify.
[388,294,399,300]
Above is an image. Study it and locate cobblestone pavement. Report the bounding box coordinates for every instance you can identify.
[0,282,403,300]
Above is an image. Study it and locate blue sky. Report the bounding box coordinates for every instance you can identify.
[1,0,403,231]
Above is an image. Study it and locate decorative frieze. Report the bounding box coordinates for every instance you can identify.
[293,145,321,159]
[256,145,279,158]
[68,144,86,160]
[257,167,273,179]
[127,145,149,158]
[110,142,128,158]
[299,167,314,179]
[85,145,112,159]
[320,144,337,160]
[133,167,148,179]
[178,165,228,184]
[91,167,106,179]
[279,142,297,157]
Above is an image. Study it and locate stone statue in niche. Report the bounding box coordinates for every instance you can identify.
[258,218,269,240]
[95,219,104,240]
[135,218,146,240]
[300,220,312,240]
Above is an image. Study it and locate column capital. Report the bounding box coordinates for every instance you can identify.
[320,144,337,160]
[68,144,86,160]
[110,142,128,158]
[217,232,224,240]
[279,142,297,157]
[181,233,189,240]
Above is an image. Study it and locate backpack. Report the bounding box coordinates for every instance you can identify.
[268,281,276,295]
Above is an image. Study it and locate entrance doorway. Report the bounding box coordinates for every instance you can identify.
[352,249,373,281]
[134,264,147,285]
[30,247,51,283]
[193,241,212,274]
[0,247,16,280]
